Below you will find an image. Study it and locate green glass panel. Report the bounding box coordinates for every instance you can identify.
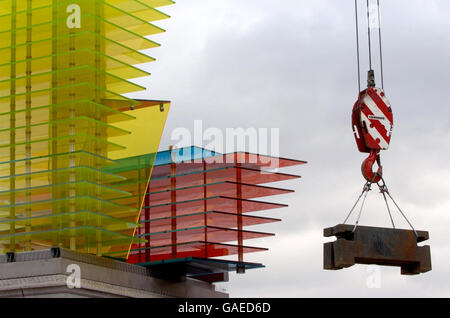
[0,117,131,146]
[0,100,136,127]
[0,226,146,254]
[0,48,149,82]
[0,195,136,217]
[0,65,146,96]
[0,181,130,203]
[0,134,126,160]
[0,211,139,232]
[0,166,126,188]
[0,32,156,65]
[0,0,173,259]
[0,82,138,112]
[0,151,116,177]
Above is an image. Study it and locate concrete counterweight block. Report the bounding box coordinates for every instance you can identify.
[323,224,432,275]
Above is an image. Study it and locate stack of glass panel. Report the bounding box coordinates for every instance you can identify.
[0,0,174,258]
[120,147,306,266]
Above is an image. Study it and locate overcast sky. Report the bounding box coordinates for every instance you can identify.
[129,0,450,297]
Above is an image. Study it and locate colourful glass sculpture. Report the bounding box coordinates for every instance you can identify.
[0,0,174,258]
[119,147,306,278]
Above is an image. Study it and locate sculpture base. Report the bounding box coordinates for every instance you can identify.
[0,248,228,298]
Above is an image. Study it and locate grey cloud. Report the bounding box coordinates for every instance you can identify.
[129,0,450,297]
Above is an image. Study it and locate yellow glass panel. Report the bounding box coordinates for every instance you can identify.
[0,151,116,177]
[0,117,131,146]
[0,166,126,189]
[0,100,136,128]
[0,33,156,65]
[0,211,139,233]
[0,48,149,82]
[0,83,138,112]
[0,0,173,257]
[109,102,171,159]
[0,65,146,97]
[0,181,130,203]
[105,102,170,256]
[0,0,174,12]
[0,226,146,255]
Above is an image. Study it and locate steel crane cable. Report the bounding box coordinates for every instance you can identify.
[377,0,385,89]
[380,183,396,228]
[366,0,373,71]
[343,178,418,236]
[355,0,385,90]
[352,181,371,231]
[354,0,361,93]
[378,177,419,237]
[342,174,377,232]
[343,181,371,225]
[343,173,378,227]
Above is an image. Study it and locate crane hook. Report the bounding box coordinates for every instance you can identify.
[361,149,383,183]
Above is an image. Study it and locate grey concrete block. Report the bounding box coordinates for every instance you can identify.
[0,249,228,298]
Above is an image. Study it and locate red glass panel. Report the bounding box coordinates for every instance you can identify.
[151,162,233,179]
[126,152,304,265]
[148,182,293,205]
[141,226,274,247]
[150,152,306,179]
[219,152,307,169]
[145,196,287,220]
[127,241,268,263]
[149,166,300,192]
[141,211,281,233]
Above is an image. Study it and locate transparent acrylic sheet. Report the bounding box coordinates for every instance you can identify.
[0,0,172,258]
[0,0,171,27]
[0,18,161,54]
[149,166,301,192]
[137,226,273,247]
[0,211,139,233]
[124,241,267,264]
[0,83,138,112]
[104,102,170,257]
[153,146,219,167]
[0,65,146,97]
[150,151,306,178]
[0,151,116,177]
[108,102,171,160]
[147,181,294,206]
[0,0,173,11]
[0,117,131,146]
[0,2,167,36]
[0,195,137,217]
[139,211,281,234]
[0,48,149,83]
[0,32,155,66]
[0,134,126,159]
[0,102,170,256]
[144,196,288,221]
[0,166,125,189]
[0,225,146,255]
[0,180,130,203]
[0,100,135,127]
